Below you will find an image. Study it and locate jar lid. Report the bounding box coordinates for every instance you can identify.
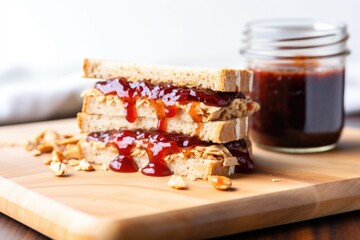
[241,18,350,59]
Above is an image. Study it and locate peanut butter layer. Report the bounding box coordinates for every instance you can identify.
[82,88,259,123]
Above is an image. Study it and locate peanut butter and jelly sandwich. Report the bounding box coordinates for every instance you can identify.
[78,59,259,180]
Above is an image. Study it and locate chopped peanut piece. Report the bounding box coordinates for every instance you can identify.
[52,150,64,162]
[49,162,67,176]
[208,175,232,191]
[168,175,187,189]
[26,130,81,159]
[37,143,54,153]
[75,159,95,171]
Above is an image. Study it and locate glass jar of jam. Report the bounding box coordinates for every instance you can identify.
[241,19,349,153]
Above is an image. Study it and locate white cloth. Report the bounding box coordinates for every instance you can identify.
[0,69,96,125]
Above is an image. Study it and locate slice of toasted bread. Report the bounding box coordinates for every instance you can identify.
[77,113,248,143]
[83,58,253,92]
[82,88,259,123]
[78,139,239,180]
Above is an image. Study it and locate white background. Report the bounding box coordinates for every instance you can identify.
[1,0,359,124]
[1,0,359,68]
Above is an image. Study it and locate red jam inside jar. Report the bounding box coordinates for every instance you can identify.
[250,68,345,150]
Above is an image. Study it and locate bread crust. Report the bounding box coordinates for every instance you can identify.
[77,113,248,143]
[83,58,252,92]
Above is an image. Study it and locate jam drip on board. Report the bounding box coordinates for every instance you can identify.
[87,130,254,177]
[95,78,245,131]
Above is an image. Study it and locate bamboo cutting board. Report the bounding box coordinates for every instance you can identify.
[0,119,359,240]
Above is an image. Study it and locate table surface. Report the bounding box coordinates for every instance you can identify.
[1,114,359,240]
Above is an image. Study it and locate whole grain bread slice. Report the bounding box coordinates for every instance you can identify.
[83,58,253,92]
[78,139,246,180]
[77,113,248,143]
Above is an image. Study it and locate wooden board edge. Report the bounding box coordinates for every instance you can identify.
[1,177,359,240]
[0,177,120,240]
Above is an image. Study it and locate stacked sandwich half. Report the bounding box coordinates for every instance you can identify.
[77,59,259,180]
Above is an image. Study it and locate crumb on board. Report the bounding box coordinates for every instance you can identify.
[168,175,187,190]
[208,175,232,191]
[49,162,67,177]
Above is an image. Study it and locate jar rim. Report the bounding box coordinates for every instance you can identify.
[241,18,350,59]
[245,18,347,40]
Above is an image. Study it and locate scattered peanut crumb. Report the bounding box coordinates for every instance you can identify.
[168,175,187,189]
[37,143,54,153]
[208,175,232,191]
[26,130,79,161]
[49,162,67,176]
[74,159,95,171]
[51,149,64,162]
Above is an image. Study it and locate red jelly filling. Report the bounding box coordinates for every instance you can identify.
[94,79,245,132]
[87,130,254,177]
